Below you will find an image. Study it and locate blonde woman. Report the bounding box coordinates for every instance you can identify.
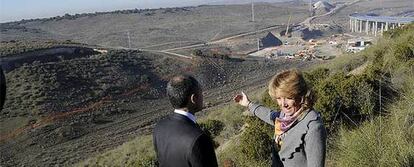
[234,69,326,167]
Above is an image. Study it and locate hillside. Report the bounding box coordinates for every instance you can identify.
[75,24,414,167]
[0,41,316,166]
[0,3,309,49]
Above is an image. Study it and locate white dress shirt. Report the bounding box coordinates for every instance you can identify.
[174,109,197,124]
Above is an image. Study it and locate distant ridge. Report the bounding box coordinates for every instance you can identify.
[313,1,335,15]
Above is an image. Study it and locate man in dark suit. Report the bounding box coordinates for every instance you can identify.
[153,75,218,167]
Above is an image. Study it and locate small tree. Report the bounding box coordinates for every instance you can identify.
[193,49,203,57]
[240,116,272,162]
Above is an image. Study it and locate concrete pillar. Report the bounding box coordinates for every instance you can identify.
[381,22,384,35]
[365,20,369,34]
[355,20,358,32]
[372,22,375,35]
[359,20,363,33]
[385,22,389,31]
[351,19,354,32]
[355,19,357,32]
[392,23,395,29]
[355,19,359,33]
[350,19,352,32]
[375,21,378,36]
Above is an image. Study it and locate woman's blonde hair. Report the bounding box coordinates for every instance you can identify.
[268,69,316,110]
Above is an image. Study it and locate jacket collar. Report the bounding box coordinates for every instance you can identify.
[174,109,197,124]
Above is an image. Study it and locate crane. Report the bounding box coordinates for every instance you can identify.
[285,13,292,37]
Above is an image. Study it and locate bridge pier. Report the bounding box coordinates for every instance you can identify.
[349,14,414,36]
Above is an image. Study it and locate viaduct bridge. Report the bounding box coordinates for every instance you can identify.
[349,13,414,36]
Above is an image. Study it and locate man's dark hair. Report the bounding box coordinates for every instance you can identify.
[167,75,200,109]
[0,67,6,110]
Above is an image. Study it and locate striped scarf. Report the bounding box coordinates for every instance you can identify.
[274,108,309,148]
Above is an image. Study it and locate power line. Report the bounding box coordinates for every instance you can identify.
[309,0,313,17]
[251,1,255,22]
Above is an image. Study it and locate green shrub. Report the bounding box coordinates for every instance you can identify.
[236,90,276,163]
[202,104,245,139]
[313,73,377,126]
[239,116,272,162]
[213,90,275,167]
[217,131,271,167]
[331,24,414,167]
[383,24,414,39]
[199,119,225,148]
[303,67,330,87]
[312,54,366,73]
[333,80,414,167]
[199,119,225,138]
[140,74,150,83]
[392,40,414,62]
[77,135,156,167]
[261,90,278,110]
[193,49,203,56]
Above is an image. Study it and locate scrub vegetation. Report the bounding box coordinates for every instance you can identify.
[77,24,414,167]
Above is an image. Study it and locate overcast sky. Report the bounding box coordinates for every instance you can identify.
[0,0,292,23]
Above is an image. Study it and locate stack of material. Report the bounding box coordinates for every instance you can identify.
[313,1,335,15]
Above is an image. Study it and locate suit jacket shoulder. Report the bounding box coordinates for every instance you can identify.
[153,113,218,167]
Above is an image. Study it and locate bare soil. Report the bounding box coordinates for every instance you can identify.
[0,49,317,166]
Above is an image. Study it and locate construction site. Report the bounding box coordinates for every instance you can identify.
[242,0,414,61]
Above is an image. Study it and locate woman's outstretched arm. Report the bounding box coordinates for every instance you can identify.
[234,92,279,126]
